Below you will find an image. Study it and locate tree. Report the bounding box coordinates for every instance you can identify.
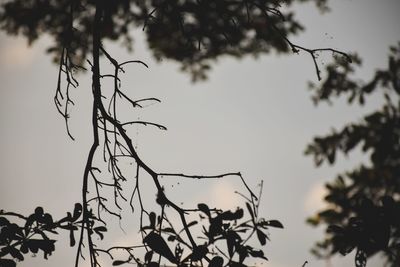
[306,44,400,267]
[0,1,348,267]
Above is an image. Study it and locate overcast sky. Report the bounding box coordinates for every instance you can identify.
[1,1,400,267]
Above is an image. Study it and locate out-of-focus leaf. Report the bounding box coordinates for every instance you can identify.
[355,249,366,267]
[0,259,16,267]
[148,262,160,267]
[9,247,24,261]
[229,261,247,267]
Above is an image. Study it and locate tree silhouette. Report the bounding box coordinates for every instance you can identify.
[0,1,349,267]
[306,44,400,267]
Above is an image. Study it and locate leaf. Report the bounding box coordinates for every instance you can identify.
[145,250,153,263]
[229,261,247,267]
[186,220,198,228]
[149,212,156,229]
[249,249,268,261]
[24,214,35,234]
[72,203,83,221]
[198,203,211,217]
[69,228,76,246]
[327,225,343,234]
[220,209,244,221]
[9,247,24,261]
[162,227,175,233]
[226,231,236,257]
[148,262,160,267]
[34,207,44,217]
[93,226,107,240]
[256,229,267,246]
[237,246,248,263]
[20,243,29,254]
[0,217,10,226]
[112,260,126,266]
[144,231,177,263]
[246,203,254,222]
[208,256,223,267]
[190,244,208,261]
[264,220,284,229]
[42,213,53,225]
[0,259,16,267]
[94,226,107,232]
[26,239,56,258]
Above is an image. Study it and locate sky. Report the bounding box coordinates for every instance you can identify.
[1,0,400,267]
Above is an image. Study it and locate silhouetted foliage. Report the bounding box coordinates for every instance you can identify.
[306,43,400,267]
[0,204,84,266]
[0,0,349,267]
[0,0,341,81]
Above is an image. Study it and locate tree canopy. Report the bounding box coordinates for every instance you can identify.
[306,44,400,267]
[0,0,335,80]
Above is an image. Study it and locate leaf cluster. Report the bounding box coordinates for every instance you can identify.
[0,204,85,266]
[132,200,283,267]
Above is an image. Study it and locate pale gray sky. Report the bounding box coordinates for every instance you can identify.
[1,0,399,266]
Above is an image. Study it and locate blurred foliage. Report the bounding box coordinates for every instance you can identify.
[306,43,400,267]
[0,0,329,80]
